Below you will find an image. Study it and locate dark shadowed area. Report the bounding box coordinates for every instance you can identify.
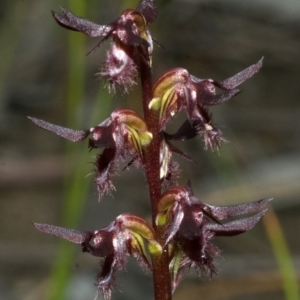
[0,0,299,299]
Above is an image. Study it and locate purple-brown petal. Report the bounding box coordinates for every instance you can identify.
[201,88,240,106]
[28,117,89,142]
[116,20,149,49]
[165,105,215,142]
[181,233,219,276]
[164,120,198,141]
[203,198,271,221]
[89,126,116,149]
[33,223,91,244]
[98,42,138,93]
[94,148,117,200]
[165,139,196,163]
[136,0,158,23]
[52,7,112,37]
[206,209,268,236]
[82,229,115,257]
[178,207,203,240]
[215,57,263,90]
[96,254,116,300]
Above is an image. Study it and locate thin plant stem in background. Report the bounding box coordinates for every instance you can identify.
[263,208,300,300]
[0,1,27,107]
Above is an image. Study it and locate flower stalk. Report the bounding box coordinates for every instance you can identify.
[139,55,173,300]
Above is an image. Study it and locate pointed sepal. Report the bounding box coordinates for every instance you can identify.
[52,6,112,37]
[215,58,263,90]
[33,223,91,244]
[28,117,89,142]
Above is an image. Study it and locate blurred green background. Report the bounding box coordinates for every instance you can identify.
[0,0,300,299]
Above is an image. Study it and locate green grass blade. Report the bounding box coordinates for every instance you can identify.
[263,208,300,300]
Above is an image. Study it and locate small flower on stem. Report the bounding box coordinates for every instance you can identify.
[34,213,161,300]
[28,109,152,200]
[52,0,157,92]
[156,184,271,291]
[149,58,263,151]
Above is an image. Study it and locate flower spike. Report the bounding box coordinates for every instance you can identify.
[29,0,269,298]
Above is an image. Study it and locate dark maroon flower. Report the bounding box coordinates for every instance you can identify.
[28,109,152,200]
[149,58,263,151]
[34,213,161,300]
[156,184,270,291]
[52,0,157,92]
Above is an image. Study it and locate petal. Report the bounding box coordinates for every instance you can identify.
[113,230,128,270]
[115,19,149,49]
[28,117,89,142]
[96,254,116,300]
[169,245,185,292]
[136,0,158,23]
[152,68,189,99]
[128,131,149,156]
[98,43,138,93]
[159,138,173,179]
[177,207,203,240]
[117,213,155,240]
[215,57,263,90]
[201,88,240,106]
[203,198,272,221]
[181,234,219,276]
[151,68,189,128]
[117,214,162,255]
[165,108,225,151]
[89,126,116,149]
[157,186,187,212]
[166,106,212,141]
[112,109,148,131]
[111,109,152,157]
[94,148,117,200]
[164,120,197,141]
[130,231,152,269]
[52,7,112,37]
[165,206,184,245]
[206,209,268,236]
[155,212,168,227]
[33,223,91,244]
[165,139,196,163]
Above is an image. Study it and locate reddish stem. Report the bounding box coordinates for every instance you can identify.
[140,63,160,220]
[139,61,172,300]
